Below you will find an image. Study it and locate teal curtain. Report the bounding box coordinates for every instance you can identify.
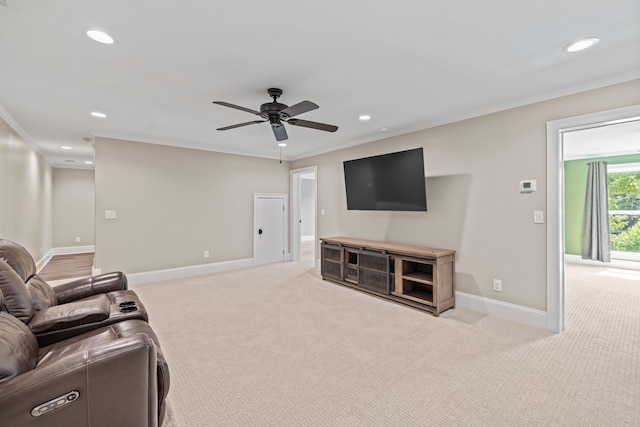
[582,161,611,262]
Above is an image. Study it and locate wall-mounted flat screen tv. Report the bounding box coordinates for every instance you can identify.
[343,147,427,211]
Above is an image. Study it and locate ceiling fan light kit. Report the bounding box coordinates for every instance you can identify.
[213,88,338,143]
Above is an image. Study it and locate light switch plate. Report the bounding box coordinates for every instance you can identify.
[105,210,116,219]
[534,210,544,224]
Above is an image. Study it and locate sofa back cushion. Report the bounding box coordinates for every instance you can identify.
[0,311,38,384]
[0,258,34,323]
[26,275,57,310]
[0,239,37,282]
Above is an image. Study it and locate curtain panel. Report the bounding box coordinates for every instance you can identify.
[582,161,611,262]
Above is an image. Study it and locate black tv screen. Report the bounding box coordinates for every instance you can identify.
[343,148,427,211]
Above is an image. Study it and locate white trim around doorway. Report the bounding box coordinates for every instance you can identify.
[546,104,640,333]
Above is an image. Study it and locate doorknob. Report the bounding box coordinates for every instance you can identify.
[258,228,263,236]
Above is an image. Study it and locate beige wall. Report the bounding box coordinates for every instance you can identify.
[3,80,640,311]
[292,79,640,311]
[0,115,52,261]
[94,137,290,273]
[52,168,95,248]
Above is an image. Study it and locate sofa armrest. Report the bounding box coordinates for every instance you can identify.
[27,295,111,334]
[0,333,158,427]
[53,271,128,304]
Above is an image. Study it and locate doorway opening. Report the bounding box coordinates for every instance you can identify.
[291,166,317,267]
[547,104,640,332]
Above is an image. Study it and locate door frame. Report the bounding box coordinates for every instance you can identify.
[253,193,288,265]
[546,104,640,332]
[290,166,318,265]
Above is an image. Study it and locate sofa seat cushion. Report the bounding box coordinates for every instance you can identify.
[0,312,38,384]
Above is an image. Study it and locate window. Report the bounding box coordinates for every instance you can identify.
[608,162,640,259]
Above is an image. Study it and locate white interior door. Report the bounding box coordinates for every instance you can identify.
[254,194,287,265]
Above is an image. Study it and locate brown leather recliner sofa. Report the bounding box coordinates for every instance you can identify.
[0,239,170,425]
[0,288,170,426]
[0,239,149,346]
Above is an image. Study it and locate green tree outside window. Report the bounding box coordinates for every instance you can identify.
[608,170,640,252]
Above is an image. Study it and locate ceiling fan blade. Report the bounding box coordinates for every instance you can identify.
[272,123,288,141]
[217,120,265,131]
[213,101,262,116]
[279,101,318,119]
[287,118,338,133]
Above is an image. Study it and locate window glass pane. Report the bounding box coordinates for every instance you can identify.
[608,165,640,253]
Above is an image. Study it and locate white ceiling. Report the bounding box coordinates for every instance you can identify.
[1,0,639,169]
[564,119,640,160]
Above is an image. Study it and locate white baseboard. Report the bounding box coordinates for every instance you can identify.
[50,245,95,255]
[126,258,254,286]
[455,291,548,329]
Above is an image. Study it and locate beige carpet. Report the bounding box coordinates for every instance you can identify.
[131,260,640,426]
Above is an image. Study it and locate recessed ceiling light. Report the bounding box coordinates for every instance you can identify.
[359,114,371,121]
[565,37,599,53]
[278,142,287,147]
[61,146,72,150]
[380,127,388,132]
[86,30,114,45]
[90,111,107,118]
[84,161,94,165]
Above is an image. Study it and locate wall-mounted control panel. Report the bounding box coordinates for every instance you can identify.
[519,180,537,193]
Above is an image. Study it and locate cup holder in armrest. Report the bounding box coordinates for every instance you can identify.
[119,301,136,308]
[120,305,138,313]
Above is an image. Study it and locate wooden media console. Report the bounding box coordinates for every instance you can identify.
[320,237,456,316]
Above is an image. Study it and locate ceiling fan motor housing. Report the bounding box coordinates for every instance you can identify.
[263,88,289,121]
[260,101,288,120]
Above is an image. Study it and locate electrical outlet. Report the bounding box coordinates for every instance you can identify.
[75,237,81,243]
[203,250,209,258]
[493,279,503,292]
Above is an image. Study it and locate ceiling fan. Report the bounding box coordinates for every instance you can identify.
[213,88,338,142]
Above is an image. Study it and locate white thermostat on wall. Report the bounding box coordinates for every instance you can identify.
[519,180,537,193]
